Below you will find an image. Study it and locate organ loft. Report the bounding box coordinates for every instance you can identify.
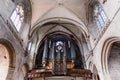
[28,33,92,79]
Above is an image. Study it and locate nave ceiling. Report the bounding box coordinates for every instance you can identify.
[30,0,88,27]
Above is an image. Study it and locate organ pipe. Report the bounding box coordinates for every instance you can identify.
[70,42,76,67]
[51,43,55,74]
[63,42,67,74]
[42,39,48,67]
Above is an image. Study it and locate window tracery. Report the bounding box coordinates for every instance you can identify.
[10,4,24,31]
[94,4,108,30]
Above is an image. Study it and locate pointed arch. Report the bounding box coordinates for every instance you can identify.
[30,6,89,40]
[0,39,16,68]
[0,39,16,80]
[101,37,120,80]
[30,17,89,40]
[101,37,120,73]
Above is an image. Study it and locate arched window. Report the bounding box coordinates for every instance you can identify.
[10,4,24,32]
[93,3,108,30]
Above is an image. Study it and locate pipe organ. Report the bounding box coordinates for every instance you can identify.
[27,34,92,79]
[37,37,83,75]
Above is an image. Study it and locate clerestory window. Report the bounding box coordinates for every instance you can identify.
[94,4,108,30]
[10,4,24,32]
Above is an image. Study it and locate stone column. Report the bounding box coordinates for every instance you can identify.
[70,43,76,68]
[42,39,48,68]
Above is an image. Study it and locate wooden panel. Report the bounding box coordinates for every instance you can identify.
[46,60,73,70]
[27,69,92,79]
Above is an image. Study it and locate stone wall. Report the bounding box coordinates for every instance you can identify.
[88,2,120,80]
[108,43,120,80]
[0,13,26,80]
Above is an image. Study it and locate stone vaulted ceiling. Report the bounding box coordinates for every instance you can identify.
[30,0,88,27]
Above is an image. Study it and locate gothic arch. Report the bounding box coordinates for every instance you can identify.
[29,18,90,60]
[0,39,16,79]
[35,30,84,56]
[0,39,16,68]
[30,5,89,40]
[29,18,91,69]
[101,37,120,73]
[34,31,85,69]
[30,17,89,40]
[101,37,120,80]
